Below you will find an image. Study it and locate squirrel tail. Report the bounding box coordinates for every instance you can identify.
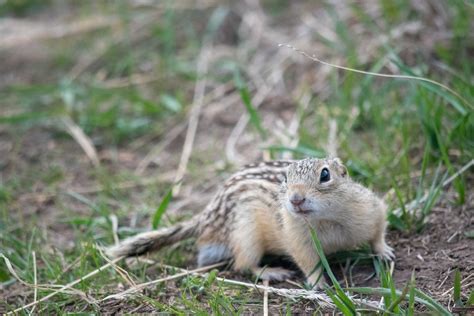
[107,218,199,258]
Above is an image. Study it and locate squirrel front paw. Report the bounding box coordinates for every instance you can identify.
[374,242,395,261]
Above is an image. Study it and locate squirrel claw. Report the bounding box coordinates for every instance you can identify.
[376,244,395,261]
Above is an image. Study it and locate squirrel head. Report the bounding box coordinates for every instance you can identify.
[282,157,349,219]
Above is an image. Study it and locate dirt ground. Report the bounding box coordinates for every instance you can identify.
[388,194,473,300]
[1,119,472,314]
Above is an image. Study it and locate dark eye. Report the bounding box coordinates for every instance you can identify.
[320,168,330,183]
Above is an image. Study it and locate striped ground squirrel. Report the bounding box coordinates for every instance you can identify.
[108,157,394,288]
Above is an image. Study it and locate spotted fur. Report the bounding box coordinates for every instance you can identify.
[108,160,292,259]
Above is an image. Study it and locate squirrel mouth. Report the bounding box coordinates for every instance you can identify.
[285,201,313,215]
[294,207,312,214]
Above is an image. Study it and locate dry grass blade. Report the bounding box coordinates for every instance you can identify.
[61,117,100,167]
[101,261,227,301]
[3,254,122,315]
[148,261,350,309]
[1,253,47,290]
[135,122,187,175]
[109,214,120,246]
[1,254,99,313]
[213,277,336,308]
[263,279,269,316]
[30,251,38,315]
[156,261,388,310]
[52,256,83,284]
[0,16,117,50]
[225,49,291,163]
[173,44,212,195]
[441,160,474,187]
[279,44,473,110]
[225,81,274,164]
[106,259,344,309]
[97,247,136,288]
[135,82,234,175]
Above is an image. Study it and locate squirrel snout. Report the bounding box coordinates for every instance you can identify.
[289,193,305,206]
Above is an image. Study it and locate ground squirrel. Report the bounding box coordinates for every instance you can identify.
[108,157,394,287]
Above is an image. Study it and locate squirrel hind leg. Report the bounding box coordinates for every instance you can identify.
[197,244,232,267]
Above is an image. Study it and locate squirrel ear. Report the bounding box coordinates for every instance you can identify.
[333,157,348,177]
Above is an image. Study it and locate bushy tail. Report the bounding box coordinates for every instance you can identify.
[107,218,199,258]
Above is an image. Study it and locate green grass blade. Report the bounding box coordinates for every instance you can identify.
[240,87,266,139]
[413,288,451,316]
[433,124,465,205]
[0,111,52,124]
[387,213,408,231]
[419,142,430,190]
[308,225,356,313]
[325,287,354,316]
[348,287,451,315]
[151,186,173,229]
[374,259,393,309]
[416,164,444,231]
[407,271,416,316]
[386,282,408,314]
[391,57,468,114]
[234,69,267,140]
[391,179,409,230]
[453,269,462,307]
[467,290,474,306]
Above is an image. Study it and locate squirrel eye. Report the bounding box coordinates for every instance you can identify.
[320,168,330,183]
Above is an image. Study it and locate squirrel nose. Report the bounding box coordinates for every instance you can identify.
[290,194,305,206]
